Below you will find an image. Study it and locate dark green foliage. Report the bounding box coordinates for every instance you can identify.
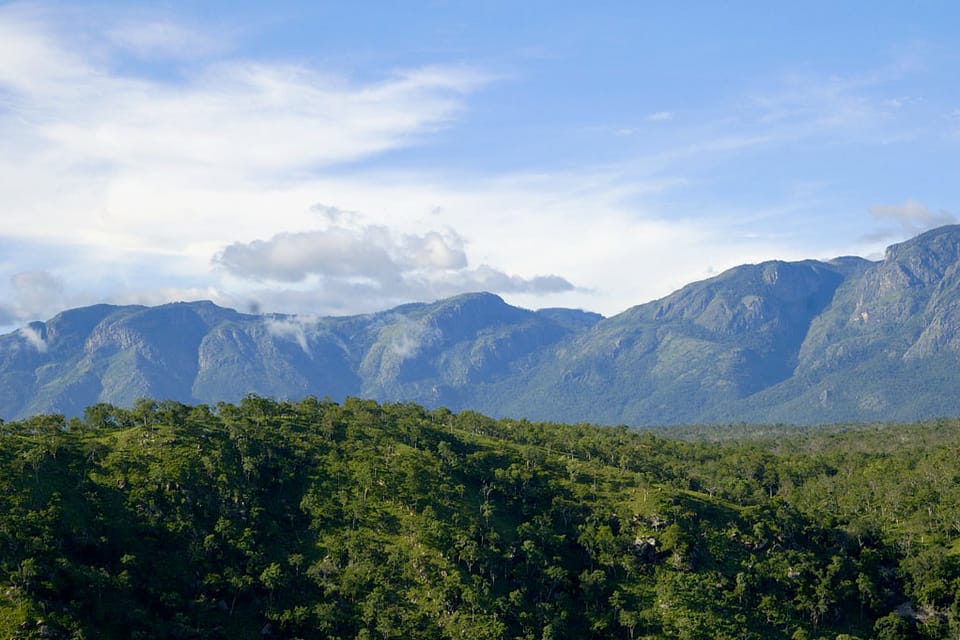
[1,398,959,638]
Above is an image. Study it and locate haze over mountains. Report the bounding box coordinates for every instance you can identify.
[5,225,960,425]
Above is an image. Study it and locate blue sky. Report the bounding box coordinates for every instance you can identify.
[1,1,959,331]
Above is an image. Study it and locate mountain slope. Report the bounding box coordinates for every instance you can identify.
[736,225,960,422]
[0,293,595,420]
[6,226,960,424]
[496,257,871,424]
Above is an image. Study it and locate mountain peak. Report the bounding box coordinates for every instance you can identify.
[433,291,508,308]
[7,227,960,424]
[884,224,960,263]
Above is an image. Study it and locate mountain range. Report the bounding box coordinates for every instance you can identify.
[6,225,960,425]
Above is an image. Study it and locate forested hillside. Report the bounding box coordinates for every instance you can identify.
[1,397,958,639]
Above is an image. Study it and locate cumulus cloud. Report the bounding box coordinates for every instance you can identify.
[215,226,467,282]
[217,228,400,283]
[865,200,956,241]
[214,217,575,308]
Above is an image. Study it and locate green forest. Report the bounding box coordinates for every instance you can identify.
[0,396,958,639]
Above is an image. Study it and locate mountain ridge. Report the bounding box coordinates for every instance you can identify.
[5,226,960,424]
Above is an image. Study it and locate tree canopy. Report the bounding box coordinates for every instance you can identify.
[0,397,958,639]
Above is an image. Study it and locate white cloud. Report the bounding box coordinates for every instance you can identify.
[266,315,320,355]
[217,228,403,283]
[404,231,468,270]
[0,271,65,325]
[647,111,673,122]
[870,200,954,226]
[0,4,493,252]
[868,200,956,240]
[214,225,469,282]
[214,215,577,311]
[27,62,485,177]
[379,315,441,360]
[17,325,47,353]
[0,5,91,96]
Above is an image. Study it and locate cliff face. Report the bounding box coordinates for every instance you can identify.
[6,226,960,425]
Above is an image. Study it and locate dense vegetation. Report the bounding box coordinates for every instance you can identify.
[0,397,958,639]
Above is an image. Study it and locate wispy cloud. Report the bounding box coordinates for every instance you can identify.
[750,73,876,131]
[0,3,493,248]
[864,200,956,242]
[14,60,488,177]
[106,19,229,59]
[0,271,65,325]
[265,315,320,356]
[379,315,441,360]
[17,325,47,353]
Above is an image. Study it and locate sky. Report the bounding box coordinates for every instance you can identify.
[1,1,959,332]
